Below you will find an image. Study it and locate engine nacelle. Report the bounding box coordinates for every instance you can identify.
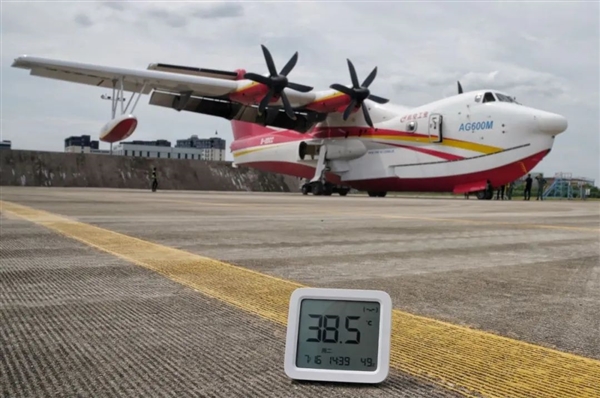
[99,114,138,143]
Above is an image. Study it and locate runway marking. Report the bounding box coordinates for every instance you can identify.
[2,200,600,398]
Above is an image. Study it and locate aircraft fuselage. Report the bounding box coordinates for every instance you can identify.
[230,89,567,195]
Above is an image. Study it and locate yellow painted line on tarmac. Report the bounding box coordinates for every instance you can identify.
[2,200,600,398]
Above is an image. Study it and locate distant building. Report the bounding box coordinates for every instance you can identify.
[112,139,207,160]
[63,133,226,161]
[64,135,106,154]
[0,140,11,150]
[175,134,226,161]
[65,135,96,152]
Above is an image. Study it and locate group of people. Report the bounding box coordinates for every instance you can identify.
[523,174,547,201]
[465,173,547,200]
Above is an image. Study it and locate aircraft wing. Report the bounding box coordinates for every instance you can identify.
[11,54,325,133]
[11,55,240,98]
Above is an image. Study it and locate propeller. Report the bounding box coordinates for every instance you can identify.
[330,60,389,127]
[457,81,463,94]
[244,45,313,120]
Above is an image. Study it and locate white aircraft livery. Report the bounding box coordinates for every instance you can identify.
[11,45,568,198]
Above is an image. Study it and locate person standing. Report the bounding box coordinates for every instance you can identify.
[524,174,532,200]
[485,180,493,199]
[151,167,158,192]
[507,181,514,200]
[536,175,547,200]
[496,184,506,200]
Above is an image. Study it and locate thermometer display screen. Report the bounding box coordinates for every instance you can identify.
[295,299,381,371]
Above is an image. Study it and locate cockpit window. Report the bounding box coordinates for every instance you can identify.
[495,93,519,104]
[482,92,496,103]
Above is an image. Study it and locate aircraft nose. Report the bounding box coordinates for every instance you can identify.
[536,112,568,135]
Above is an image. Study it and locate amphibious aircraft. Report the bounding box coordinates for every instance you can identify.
[11,45,568,198]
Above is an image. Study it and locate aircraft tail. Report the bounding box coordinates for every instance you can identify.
[231,120,277,141]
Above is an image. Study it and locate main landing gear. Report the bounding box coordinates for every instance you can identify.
[301,181,350,196]
[301,145,351,196]
[367,191,387,197]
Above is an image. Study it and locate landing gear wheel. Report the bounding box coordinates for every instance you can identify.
[377,192,387,197]
[323,183,334,196]
[476,190,493,200]
[339,189,349,196]
[301,185,309,195]
[368,191,387,197]
[311,181,324,196]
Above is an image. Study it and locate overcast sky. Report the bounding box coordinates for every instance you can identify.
[2,1,599,183]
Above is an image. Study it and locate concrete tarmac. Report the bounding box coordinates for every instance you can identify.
[1,187,599,398]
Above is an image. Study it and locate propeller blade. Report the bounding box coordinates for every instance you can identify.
[361,66,378,88]
[246,45,312,121]
[362,104,373,127]
[258,87,274,115]
[457,81,463,94]
[367,94,389,104]
[287,82,313,92]
[280,91,296,120]
[347,59,360,88]
[244,72,271,85]
[261,45,278,76]
[342,99,357,120]
[330,83,354,96]
[279,52,298,76]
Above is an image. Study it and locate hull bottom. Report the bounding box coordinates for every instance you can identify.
[238,149,550,193]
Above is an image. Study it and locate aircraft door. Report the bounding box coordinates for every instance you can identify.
[428,113,443,143]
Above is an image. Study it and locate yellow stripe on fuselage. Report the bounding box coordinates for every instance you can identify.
[231,136,502,159]
[232,144,282,158]
[372,134,503,154]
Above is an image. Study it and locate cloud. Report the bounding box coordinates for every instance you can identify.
[1,1,598,183]
[74,13,94,28]
[146,8,188,28]
[192,3,244,19]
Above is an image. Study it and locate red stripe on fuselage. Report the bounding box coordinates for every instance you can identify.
[230,120,281,142]
[241,149,550,193]
[230,126,431,152]
[230,125,464,161]
[231,124,474,147]
[230,128,306,151]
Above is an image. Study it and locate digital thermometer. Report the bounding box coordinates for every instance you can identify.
[284,288,392,384]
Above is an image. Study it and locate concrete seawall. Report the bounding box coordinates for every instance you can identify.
[0,150,300,192]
